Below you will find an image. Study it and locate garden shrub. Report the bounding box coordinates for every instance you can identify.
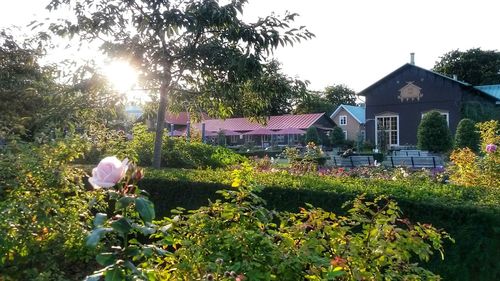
[449,120,499,189]
[305,126,320,145]
[454,118,480,152]
[330,127,345,148]
[83,163,449,280]
[0,138,100,280]
[417,111,453,153]
[130,124,245,168]
[139,168,500,281]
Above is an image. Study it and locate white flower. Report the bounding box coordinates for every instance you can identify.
[89,156,129,189]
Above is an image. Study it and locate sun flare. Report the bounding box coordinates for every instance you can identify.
[102,61,138,94]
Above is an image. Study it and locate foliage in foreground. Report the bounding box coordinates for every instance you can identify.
[86,160,451,280]
[0,138,99,280]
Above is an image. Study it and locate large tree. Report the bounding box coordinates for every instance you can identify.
[294,84,357,115]
[432,48,500,85]
[324,84,356,109]
[293,91,332,115]
[47,0,313,168]
[247,59,308,116]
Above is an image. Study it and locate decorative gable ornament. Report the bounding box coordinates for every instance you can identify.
[398,82,423,102]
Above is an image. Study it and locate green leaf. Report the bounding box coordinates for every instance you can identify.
[116,196,134,210]
[94,213,107,227]
[86,227,113,248]
[111,217,132,234]
[124,245,141,256]
[96,252,117,266]
[135,197,155,223]
[132,223,156,235]
[105,267,125,281]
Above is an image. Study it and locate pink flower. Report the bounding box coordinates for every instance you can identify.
[89,156,129,189]
[486,144,497,153]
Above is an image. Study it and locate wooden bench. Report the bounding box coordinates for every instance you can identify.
[331,155,375,167]
[385,156,443,168]
[392,150,429,157]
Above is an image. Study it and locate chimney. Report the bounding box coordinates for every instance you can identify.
[410,53,415,65]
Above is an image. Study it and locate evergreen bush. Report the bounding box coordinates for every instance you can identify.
[417,111,453,153]
[305,126,320,145]
[330,126,345,148]
[455,118,479,152]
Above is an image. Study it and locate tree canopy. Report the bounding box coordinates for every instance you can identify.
[47,0,314,167]
[0,30,123,140]
[432,48,500,85]
[294,84,357,115]
[324,84,356,109]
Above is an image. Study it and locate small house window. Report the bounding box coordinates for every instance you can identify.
[421,111,449,126]
[343,130,348,140]
[339,115,347,125]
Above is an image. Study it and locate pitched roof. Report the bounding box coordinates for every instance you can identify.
[330,104,366,124]
[195,113,329,132]
[474,84,500,101]
[358,63,471,96]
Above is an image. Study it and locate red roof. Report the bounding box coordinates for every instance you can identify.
[165,112,209,125]
[243,128,276,135]
[272,128,306,135]
[195,113,326,132]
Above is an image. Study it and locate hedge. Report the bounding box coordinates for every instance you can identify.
[139,169,500,281]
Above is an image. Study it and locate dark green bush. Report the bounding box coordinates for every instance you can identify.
[305,126,320,145]
[417,111,453,153]
[455,118,480,152]
[140,168,500,281]
[330,127,345,148]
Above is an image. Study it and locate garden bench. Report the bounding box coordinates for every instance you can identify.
[385,156,443,168]
[331,155,375,167]
[392,150,429,156]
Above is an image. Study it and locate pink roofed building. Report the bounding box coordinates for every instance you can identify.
[192,113,336,147]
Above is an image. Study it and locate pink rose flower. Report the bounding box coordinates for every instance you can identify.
[89,156,129,189]
[486,144,497,153]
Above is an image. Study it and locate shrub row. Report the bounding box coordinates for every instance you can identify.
[139,169,500,281]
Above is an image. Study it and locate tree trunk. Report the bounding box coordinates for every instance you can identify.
[152,79,170,168]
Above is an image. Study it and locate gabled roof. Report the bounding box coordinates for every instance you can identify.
[330,104,365,124]
[358,63,471,96]
[474,84,500,101]
[195,113,331,132]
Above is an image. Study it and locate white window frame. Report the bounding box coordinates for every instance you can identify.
[339,115,347,126]
[421,111,449,126]
[343,130,348,140]
[375,114,399,147]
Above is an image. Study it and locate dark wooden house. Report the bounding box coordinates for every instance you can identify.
[359,63,500,149]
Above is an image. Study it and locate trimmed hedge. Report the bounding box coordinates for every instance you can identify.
[139,169,500,281]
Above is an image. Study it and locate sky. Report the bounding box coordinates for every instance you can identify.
[1,0,500,93]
